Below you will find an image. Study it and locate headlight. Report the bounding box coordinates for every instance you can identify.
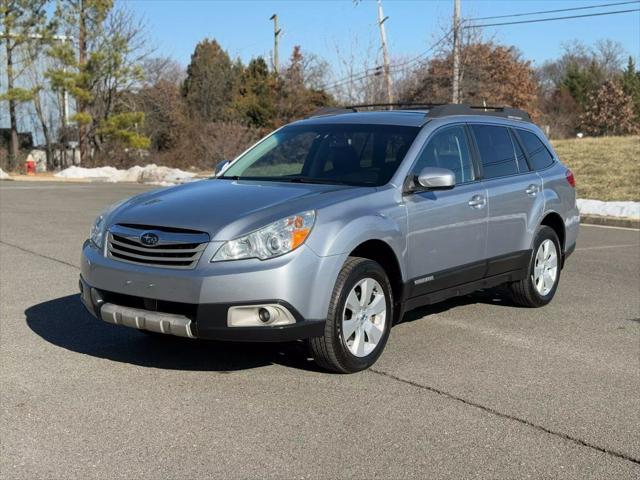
[90,212,107,249]
[212,210,316,262]
[89,199,128,250]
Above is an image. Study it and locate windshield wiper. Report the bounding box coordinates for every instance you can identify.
[284,176,353,185]
[218,175,363,186]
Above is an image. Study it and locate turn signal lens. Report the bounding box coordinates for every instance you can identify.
[292,228,311,249]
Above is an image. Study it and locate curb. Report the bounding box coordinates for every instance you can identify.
[580,215,640,230]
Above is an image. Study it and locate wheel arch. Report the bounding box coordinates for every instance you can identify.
[540,211,566,253]
[349,239,404,322]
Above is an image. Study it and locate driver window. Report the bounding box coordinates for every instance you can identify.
[413,126,474,184]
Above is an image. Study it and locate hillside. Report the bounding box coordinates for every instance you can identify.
[551,136,640,201]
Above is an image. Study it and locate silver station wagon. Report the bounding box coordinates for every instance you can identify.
[80,104,579,373]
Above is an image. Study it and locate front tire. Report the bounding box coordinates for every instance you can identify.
[509,225,561,307]
[309,257,393,373]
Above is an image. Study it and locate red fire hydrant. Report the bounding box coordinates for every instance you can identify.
[25,158,36,175]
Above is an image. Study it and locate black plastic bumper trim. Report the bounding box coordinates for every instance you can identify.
[79,275,325,342]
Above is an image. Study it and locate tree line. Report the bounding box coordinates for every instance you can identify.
[1,0,639,172]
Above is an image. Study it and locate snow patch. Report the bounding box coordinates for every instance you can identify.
[54,164,197,185]
[0,168,11,180]
[577,199,640,219]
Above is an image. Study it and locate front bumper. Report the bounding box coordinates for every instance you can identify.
[80,240,343,341]
[80,275,326,341]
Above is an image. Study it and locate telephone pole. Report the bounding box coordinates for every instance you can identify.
[452,0,461,104]
[269,14,281,75]
[376,0,393,105]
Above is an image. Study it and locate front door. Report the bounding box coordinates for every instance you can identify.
[405,125,488,298]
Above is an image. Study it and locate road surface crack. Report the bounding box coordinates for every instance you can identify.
[370,368,640,466]
[0,240,80,270]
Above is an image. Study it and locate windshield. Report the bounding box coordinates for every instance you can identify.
[220,123,420,186]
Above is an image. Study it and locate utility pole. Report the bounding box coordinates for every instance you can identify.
[269,13,281,75]
[452,0,461,104]
[376,0,393,105]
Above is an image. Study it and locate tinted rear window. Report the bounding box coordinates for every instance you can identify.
[518,130,555,170]
[470,125,518,179]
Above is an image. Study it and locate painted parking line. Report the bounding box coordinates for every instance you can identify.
[581,223,640,232]
[576,244,639,251]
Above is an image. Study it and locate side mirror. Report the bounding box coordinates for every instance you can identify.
[214,159,230,176]
[414,167,455,191]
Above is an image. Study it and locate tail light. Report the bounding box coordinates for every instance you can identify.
[565,169,576,188]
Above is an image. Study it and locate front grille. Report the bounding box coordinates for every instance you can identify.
[107,224,209,269]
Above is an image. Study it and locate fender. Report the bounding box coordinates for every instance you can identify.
[306,211,408,281]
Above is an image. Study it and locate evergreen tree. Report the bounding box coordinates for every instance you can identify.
[182,39,236,122]
[47,1,149,160]
[561,60,604,110]
[621,56,640,122]
[232,57,277,128]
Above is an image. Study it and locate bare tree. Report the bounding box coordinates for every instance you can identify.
[330,37,386,105]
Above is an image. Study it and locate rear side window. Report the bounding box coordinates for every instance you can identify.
[518,130,555,170]
[413,125,475,184]
[470,125,519,179]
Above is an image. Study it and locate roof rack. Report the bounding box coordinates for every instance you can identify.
[307,103,532,122]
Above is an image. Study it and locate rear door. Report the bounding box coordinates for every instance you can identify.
[405,124,488,297]
[470,123,543,276]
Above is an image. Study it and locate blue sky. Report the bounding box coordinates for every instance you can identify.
[124,0,640,74]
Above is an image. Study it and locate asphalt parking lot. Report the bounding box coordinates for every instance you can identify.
[1,181,639,479]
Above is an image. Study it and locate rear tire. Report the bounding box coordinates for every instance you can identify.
[309,257,393,373]
[509,225,561,308]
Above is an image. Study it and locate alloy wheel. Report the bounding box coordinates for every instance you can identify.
[533,239,558,296]
[341,277,387,358]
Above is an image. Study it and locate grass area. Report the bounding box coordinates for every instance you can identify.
[551,135,639,201]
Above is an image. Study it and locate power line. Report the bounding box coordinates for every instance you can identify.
[466,7,640,28]
[468,0,639,22]
[386,27,454,71]
[321,26,454,92]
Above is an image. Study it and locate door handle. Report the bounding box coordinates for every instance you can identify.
[468,195,486,208]
[525,184,539,196]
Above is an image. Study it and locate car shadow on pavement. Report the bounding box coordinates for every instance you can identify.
[25,294,322,373]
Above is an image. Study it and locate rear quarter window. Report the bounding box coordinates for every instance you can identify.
[518,130,555,170]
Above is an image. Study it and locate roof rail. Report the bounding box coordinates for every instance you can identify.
[345,102,446,111]
[307,106,357,118]
[427,104,532,122]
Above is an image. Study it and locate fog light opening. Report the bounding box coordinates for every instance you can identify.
[258,308,271,323]
[227,304,296,327]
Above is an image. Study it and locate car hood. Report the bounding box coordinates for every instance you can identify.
[110,179,366,240]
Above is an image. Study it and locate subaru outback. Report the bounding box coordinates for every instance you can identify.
[80,104,579,373]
